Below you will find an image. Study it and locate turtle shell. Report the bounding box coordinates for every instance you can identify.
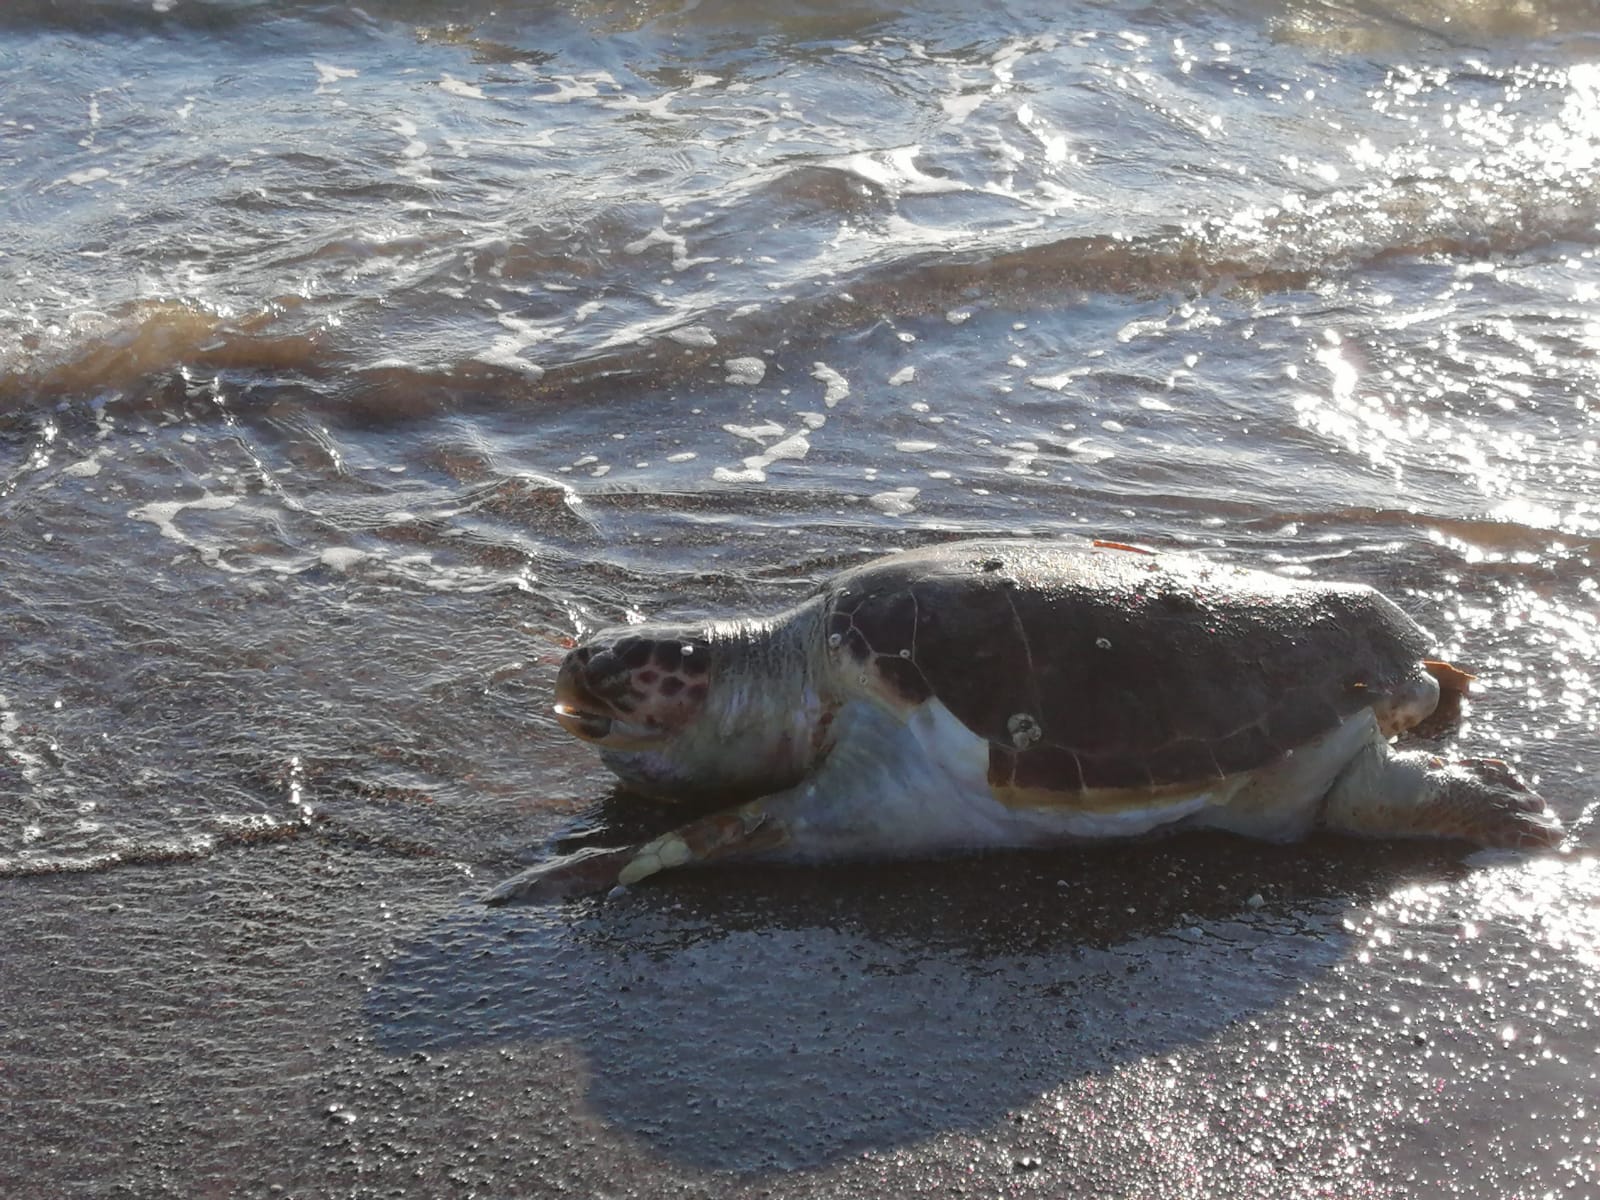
[821,539,1434,794]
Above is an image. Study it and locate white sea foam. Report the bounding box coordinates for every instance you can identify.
[319,547,367,572]
[821,146,968,196]
[439,76,487,100]
[811,363,850,407]
[869,486,920,516]
[723,421,784,442]
[668,325,718,347]
[127,493,244,569]
[724,356,767,385]
[314,61,359,93]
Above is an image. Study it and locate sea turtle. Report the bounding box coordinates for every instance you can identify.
[484,538,1562,904]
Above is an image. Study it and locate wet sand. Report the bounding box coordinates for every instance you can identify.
[6,833,1594,1198]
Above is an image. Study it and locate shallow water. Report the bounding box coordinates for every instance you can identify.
[3,0,1599,1195]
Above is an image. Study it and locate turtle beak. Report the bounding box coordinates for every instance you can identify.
[553,701,613,740]
[552,651,616,742]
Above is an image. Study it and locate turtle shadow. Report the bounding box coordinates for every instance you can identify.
[364,834,1473,1173]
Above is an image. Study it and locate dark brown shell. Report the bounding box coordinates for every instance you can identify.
[822,539,1434,793]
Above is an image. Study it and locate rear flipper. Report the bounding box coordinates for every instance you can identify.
[481,800,791,905]
[1319,729,1564,849]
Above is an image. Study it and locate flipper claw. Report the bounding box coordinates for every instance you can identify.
[481,844,636,905]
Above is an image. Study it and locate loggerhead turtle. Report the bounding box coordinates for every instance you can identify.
[484,539,1562,903]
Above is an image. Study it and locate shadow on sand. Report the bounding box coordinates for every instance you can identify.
[364,833,1471,1172]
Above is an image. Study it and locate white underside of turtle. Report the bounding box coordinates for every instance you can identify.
[746,697,1222,858]
[484,539,1564,905]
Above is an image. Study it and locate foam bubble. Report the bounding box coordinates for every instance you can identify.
[1029,369,1089,392]
[625,227,717,271]
[668,325,718,348]
[723,421,784,442]
[61,455,104,478]
[760,434,810,463]
[713,465,767,484]
[811,363,850,407]
[525,73,608,103]
[127,492,244,568]
[821,146,968,196]
[319,547,367,572]
[314,62,359,93]
[869,487,920,516]
[439,76,487,100]
[724,356,767,385]
[942,93,986,123]
[57,167,112,188]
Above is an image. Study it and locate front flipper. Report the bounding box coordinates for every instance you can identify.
[485,699,963,904]
[616,800,787,885]
[480,800,790,905]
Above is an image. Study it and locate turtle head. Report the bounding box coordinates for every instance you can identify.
[552,613,826,801]
[553,628,714,753]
